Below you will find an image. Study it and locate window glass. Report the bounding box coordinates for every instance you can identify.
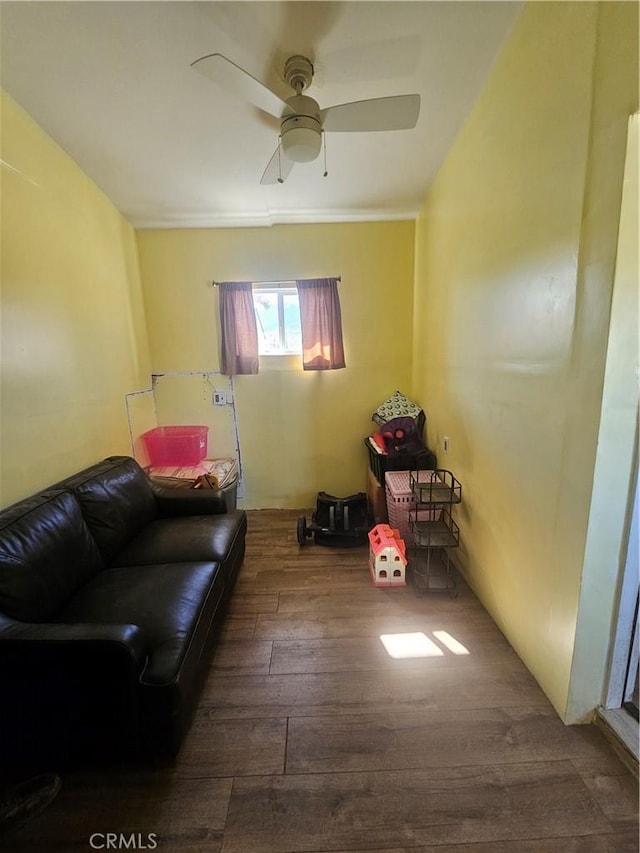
[253,288,301,355]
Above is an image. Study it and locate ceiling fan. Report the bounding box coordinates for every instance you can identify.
[190,52,421,185]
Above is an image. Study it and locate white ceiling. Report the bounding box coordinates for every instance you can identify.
[0,1,522,228]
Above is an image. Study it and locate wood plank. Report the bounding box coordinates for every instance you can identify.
[220,762,612,853]
[210,639,273,676]
[286,707,623,774]
[177,716,287,778]
[311,837,638,853]
[10,775,232,852]
[275,585,482,616]
[225,592,279,615]
[572,756,640,832]
[237,566,367,593]
[201,662,550,720]
[255,611,505,641]
[218,614,256,640]
[269,632,517,674]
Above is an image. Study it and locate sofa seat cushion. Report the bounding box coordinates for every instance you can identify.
[110,511,247,584]
[0,490,104,622]
[55,561,224,687]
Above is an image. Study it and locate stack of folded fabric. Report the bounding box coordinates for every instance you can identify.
[149,457,238,488]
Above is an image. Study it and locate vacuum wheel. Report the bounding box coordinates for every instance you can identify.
[297,515,309,545]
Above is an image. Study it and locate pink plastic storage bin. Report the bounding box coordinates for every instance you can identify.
[142,426,208,466]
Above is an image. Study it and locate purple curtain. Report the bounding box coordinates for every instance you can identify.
[296,278,346,370]
[218,282,259,376]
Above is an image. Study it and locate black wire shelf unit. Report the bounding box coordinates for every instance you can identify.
[407,464,462,596]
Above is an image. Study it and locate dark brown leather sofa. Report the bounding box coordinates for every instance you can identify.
[0,456,246,767]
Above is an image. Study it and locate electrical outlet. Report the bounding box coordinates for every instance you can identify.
[443,436,450,453]
[213,390,226,406]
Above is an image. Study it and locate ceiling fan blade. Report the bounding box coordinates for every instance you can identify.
[191,52,291,120]
[320,94,420,132]
[260,145,295,185]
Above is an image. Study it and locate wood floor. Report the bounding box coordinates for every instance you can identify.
[7,509,639,852]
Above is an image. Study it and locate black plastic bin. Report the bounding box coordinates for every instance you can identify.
[365,439,437,486]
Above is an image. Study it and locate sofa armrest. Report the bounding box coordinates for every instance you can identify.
[0,616,150,763]
[151,483,228,517]
[0,617,148,671]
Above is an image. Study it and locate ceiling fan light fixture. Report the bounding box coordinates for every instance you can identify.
[281,125,322,162]
[280,103,322,163]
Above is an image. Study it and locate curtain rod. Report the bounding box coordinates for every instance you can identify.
[210,276,341,287]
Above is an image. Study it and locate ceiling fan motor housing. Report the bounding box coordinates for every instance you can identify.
[281,94,322,162]
[284,55,314,93]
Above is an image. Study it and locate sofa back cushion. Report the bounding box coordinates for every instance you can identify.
[0,490,105,622]
[57,456,157,562]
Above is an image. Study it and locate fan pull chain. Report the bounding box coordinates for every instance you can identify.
[323,132,328,178]
[277,138,284,184]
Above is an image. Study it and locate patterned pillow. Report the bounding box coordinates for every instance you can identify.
[372,391,423,427]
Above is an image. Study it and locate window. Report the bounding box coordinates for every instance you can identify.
[252,286,302,355]
[218,277,344,375]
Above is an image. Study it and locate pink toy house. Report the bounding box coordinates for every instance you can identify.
[368,524,407,587]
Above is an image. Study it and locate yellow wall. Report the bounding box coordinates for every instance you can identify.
[136,221,415,507]
[412,1,638,719]
[0,91,154,507]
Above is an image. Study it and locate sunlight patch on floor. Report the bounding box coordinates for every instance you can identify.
[379,630,470,659]
[433,630,470,655]
[379,632,444,658]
